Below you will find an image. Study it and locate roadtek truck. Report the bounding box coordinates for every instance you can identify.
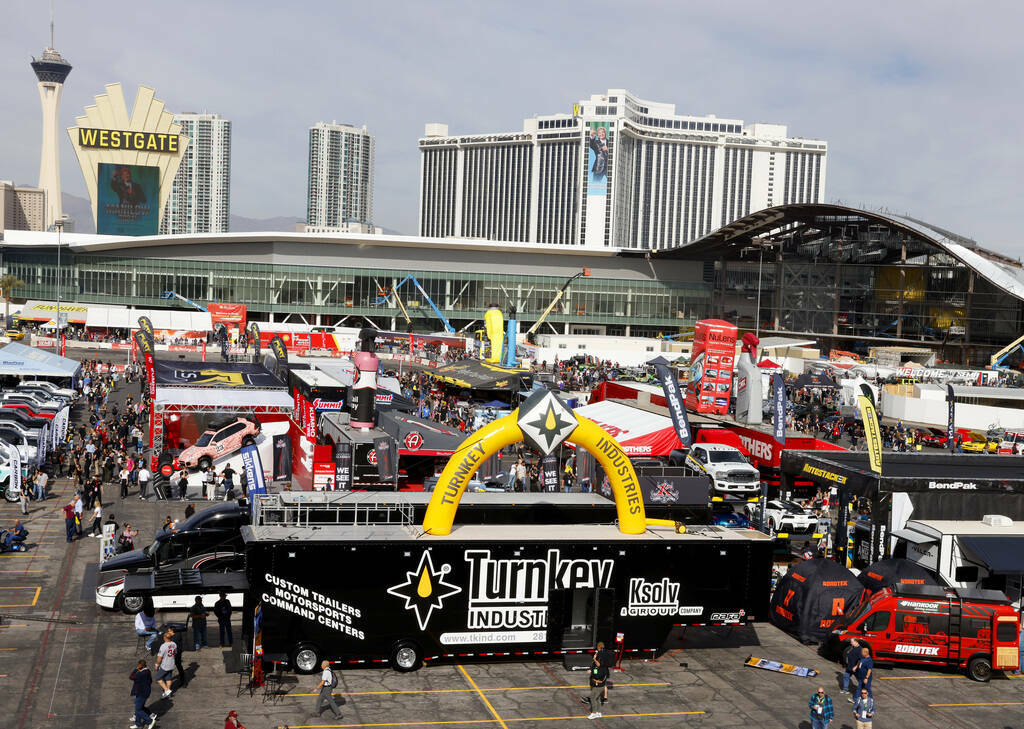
[829,584,1019,681]
[243,522,772,673]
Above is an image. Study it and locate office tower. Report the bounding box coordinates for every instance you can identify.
[30,23,71,230]
[419,89,827,248]
[307,122,374,227]
[0,182,46,233]
[160,113,232,234]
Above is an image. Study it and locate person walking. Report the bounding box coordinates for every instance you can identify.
[19,480,28,515]
[842,638,861,696]
[189,596,209,650]
[311,659,342,720]
[129,659,157,729]
[165,626,189,688]
[119,465,130,500]
[62,500,76,542]
[138,464,151,500]
[809,685,834,729]
[853,646,874,699]
[88,501,103,537]
[154,632,177,698]
[852,687,875,728]
[214,592,233,647]
[585,653,609,719]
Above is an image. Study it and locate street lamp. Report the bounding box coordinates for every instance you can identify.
[53,218,64,333]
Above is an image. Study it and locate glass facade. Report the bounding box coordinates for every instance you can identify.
[1,248,710,334]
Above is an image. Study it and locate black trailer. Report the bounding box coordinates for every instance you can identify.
[243,523,772,673]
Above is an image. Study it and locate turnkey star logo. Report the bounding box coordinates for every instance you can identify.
[387,551,462,630]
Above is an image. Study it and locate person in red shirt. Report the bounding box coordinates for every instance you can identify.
[62,501,76,542]
[224,709,246,729]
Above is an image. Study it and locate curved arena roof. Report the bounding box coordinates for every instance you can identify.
[652,203,1024,302]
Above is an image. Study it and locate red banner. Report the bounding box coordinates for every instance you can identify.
[59,332,66,357]
[294,390,305,430]
[144,352,156,399]
[208,303,247,327]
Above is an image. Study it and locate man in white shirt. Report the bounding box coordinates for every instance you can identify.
[89,502,103,537]
[312,660,342,719]
[137,466,151,500]
[134,610,160,652]
[73,494,84,537]
[154,632,177,698]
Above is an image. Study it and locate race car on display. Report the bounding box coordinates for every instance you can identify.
[711,501,752,528]
[745,499,816,535]
[916,427,949,448]
[178,416,261,470]
[961,432,998,453]
[685,443,761,496]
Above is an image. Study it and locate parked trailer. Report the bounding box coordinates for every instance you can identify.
[243,522,772,673]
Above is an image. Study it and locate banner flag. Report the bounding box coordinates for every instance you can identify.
[946,384,957,452]
[271,434,292,481]
[137,316,155,346]
[373,436,396,482]
[857,394,883,475]
[6,441,21,497]
[650,357,692,448]
[771,373,787,445]
[541,453,560,491]
[241,442,268,523]
[36,423,48,468]
[250,322,261,361]
[333,441,352,491]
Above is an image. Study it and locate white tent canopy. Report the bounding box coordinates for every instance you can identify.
[85,305,212,331]
[0,342,81,378]
[154,387,293,411]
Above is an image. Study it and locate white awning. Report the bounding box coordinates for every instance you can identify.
[155,387,293,410]
[85,306,212,331]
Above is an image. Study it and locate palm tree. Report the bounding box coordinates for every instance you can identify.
[0,274,25,328]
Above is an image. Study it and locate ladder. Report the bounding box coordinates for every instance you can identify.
[948,599,962,664]
[252,493,416,528]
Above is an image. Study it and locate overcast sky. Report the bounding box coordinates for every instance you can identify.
[2,1,1020,253]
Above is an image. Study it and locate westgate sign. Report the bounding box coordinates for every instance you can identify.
[77,128,181,152]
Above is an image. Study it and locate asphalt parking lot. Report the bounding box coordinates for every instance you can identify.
[4,478,1024,729]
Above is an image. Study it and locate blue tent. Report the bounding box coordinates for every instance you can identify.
[0,342,81,379]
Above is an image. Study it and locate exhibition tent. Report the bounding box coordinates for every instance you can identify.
[770,558,866,643]
[857,558,938,594]
[429,360,532,392]
[0,342,81,379]
[573,399,683,457]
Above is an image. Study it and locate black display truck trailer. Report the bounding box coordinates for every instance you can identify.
[244,520,772,672]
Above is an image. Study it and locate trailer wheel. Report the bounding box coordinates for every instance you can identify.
[390,641,423,672]
[968,655,993,682]
[290,644,321,674]
[121,594,146,615]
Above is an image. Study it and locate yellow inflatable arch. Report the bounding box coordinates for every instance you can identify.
[422,409,659,535]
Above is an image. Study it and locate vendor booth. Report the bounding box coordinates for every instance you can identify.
[0,342,82,384]
[429,360,532,393]
[781,450,1024,568]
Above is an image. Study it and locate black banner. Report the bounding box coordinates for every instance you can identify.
[132,329,154,357]
[250,322,261,361]
[541,453,560,491]
[152,360,284,388]
[651,358,692,448]
[272,433,291,481]
[639,475,710,506]
[269,335,288,364]
[334,441,352,491]
[373,436,396,483]
[947,384,956,452]
[771,373,786,445]
[137,316,155,348]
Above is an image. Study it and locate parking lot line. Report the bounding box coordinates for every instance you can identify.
[0,554,50,558]
[291,711,706,729]
[288,682,671,698]
[0,585,41,607]
[929,701,1024,707]
[879,675,954,680]
[459,664,509,729]
[0,569,45,573]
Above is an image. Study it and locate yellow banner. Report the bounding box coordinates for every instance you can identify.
[857,395,883,475]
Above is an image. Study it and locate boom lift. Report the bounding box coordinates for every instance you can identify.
[161,290,208,312]
[991,333,1024,369]
[525,268,590,338]
[374,275,455,334]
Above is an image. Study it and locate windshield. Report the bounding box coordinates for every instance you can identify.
[777,500,804,513]
[144,539,159,557]
[195,432,214,447]
[709,451,748,464]
[835,595,873,630]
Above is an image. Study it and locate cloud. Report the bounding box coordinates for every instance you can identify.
[1,0,1020,255]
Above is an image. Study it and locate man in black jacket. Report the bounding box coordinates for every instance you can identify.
[129,659,156,729]
[214,592,233,647]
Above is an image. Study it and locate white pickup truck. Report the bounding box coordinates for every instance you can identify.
[685,443,761,496]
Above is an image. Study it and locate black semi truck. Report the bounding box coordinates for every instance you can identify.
[243,522,772,673]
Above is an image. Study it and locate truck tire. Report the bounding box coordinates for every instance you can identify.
[121,594,146,615]
[241,435,255,447]
[198,456,213,471]
[390,641,423,672]
[968,655,993,682]
[3,485,19,502]
[290,644,321,674]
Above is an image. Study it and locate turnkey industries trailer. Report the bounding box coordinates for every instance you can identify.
[244,522,772,672]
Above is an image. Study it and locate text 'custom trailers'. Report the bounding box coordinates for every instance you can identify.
[243,522,772,673]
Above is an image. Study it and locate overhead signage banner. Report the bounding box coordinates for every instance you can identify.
[208,303,247,327]
[152,360,283,388]
[96,163,160,236]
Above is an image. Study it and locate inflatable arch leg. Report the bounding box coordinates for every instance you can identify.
[422,411,648,535]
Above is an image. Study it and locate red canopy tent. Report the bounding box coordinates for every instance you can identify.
[573,400,682,457]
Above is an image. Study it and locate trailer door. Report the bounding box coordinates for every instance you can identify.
[546,587,615,650]
[992,615,1019,670]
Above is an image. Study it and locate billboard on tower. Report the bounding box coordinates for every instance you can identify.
[584,121,612,246]
[96,163,159,235]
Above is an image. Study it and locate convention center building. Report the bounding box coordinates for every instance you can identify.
[2,203,1023,363]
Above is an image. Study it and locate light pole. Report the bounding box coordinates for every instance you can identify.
[54,218,63,333]
[755,245,764,339]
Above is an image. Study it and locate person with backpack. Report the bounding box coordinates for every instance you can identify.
[311,659,342,720]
